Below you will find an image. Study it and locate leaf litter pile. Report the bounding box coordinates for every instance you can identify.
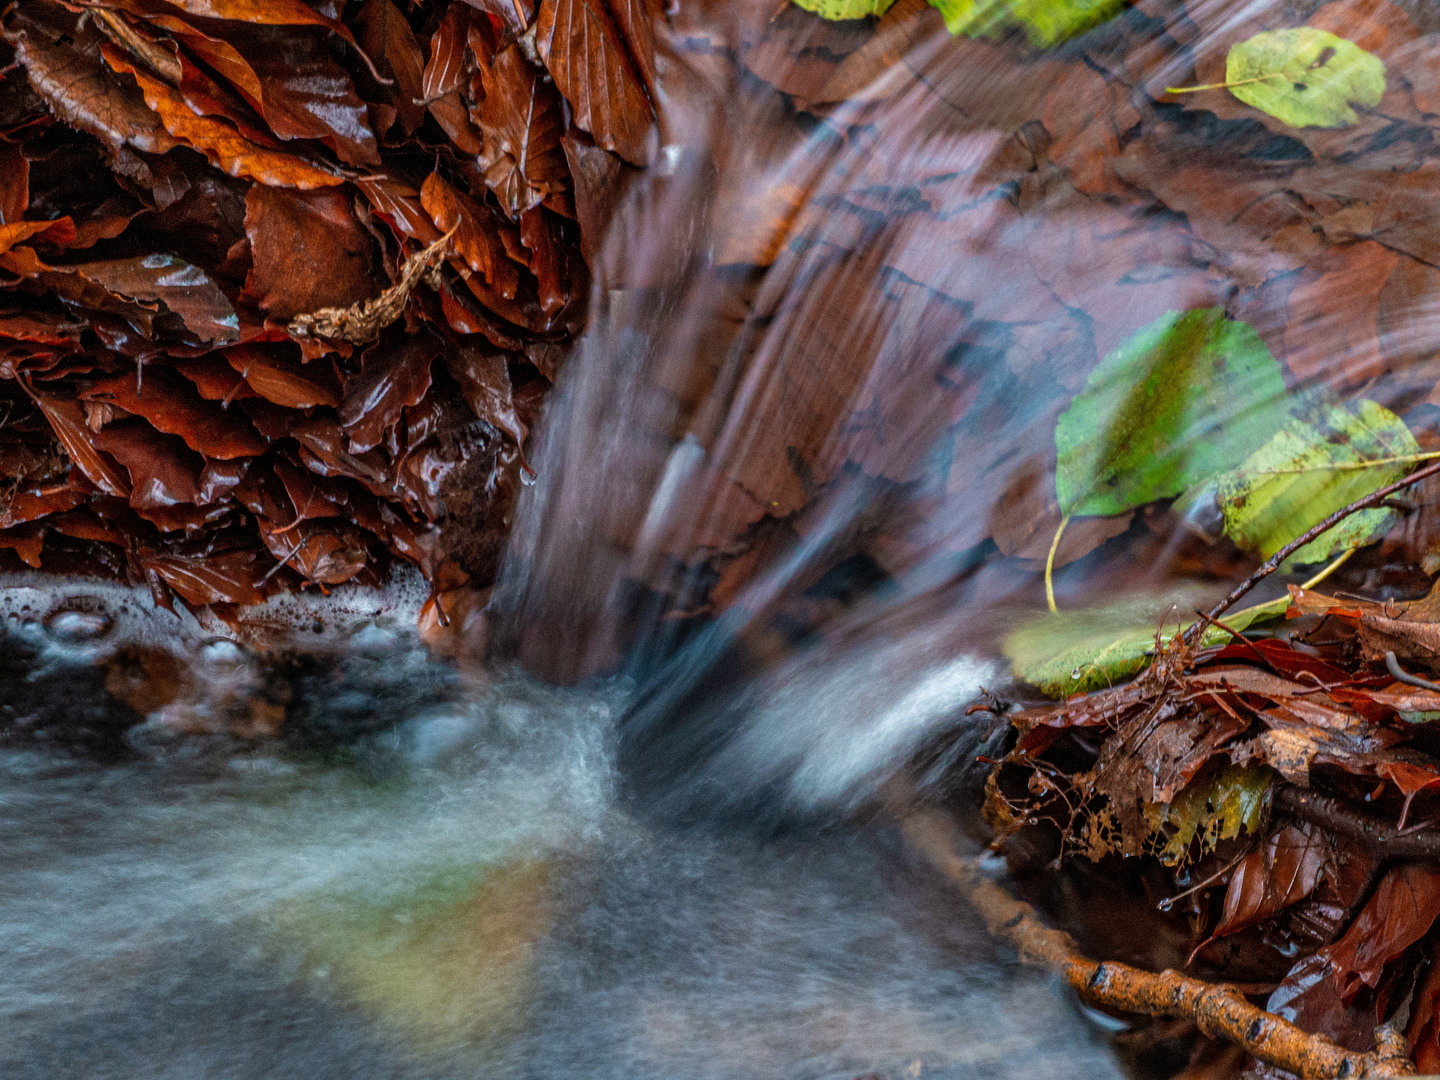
[0,0,634,619]
[20,0,1440,1073]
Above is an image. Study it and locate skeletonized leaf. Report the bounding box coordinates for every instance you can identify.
[1226,28,1386,129]
[1214,399,1419,564]
[1144,764,1274,866]
[535,0,655,166]
[1055,308,1286,517]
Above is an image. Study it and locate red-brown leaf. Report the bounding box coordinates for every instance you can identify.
[473,45,570,216]
[355,177,443,245]
[173,355,258,403]
[420,172,521,299]
[1210,823,1327,942]
[81,369,267,459]
[444,345,525,446]
[339,326,440,453]
[23,385,132,497]
[462,0,534,42]
[422,3,476,101]
[353,0,426,135]
[62,254,239,344]
[242,185,375,321]
[534,0,655,166]
[92,419,204,510]
[260,517,368,585]
[142,545,267,606]
[1326,863,1440,1000]
[102,48,343,189]
[223,344,341,408]
[0,142,30,225]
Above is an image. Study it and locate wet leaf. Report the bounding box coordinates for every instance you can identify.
[422,4,474,102]
[1225,28,1386,129]
[92,419,203,510]
[444,345,525,446]
[102,48,343,189]
[242,185,375,323]
[142,545,268,606]
[1214,399,1419,564]
[353,0,426,135]
[473,45,570,217]
[927,0,1125,47]
[260,518,369,586]
[63,254,239,344]
[535,0,655,166]
[1144,763,1274,866]
[1055,308,1286,517]
[224,345,340,409]
[339,327,440,454]
[1209,823,1327,941]
[23,385,132,497]
[81,369,267,459]
[421,172,520,300]
[1326,863,1440,999]
[794,0,898,19]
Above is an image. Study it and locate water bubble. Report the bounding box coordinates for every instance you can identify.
[45,609,112,644]
[199,638,246,667]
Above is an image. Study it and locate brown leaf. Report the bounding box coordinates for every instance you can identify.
[520,205,580,316]
[1266,952,1378,1054]
[421,172,521,299]
[242,185,375,322]
[422,3,476,102]
[1210,823,1327,942]
[353,0,426,136]
[1281,241,1400,387]
[473,45,570,216]
[4,11,180,157]
[535,0,655,166]
[356,176,443,245]
[1326,863,1440,1000]
[260,517,368,585]
[61,254,239,344]
[0,524,46,568]
[273,457,348,523]
[102,48,343,189]
[142,545,267,606]
[561,129,627,266]
[444,344,525,445]
[0,141,29,224]
[22,384,132,497]
[0,218,76,257]
[604,0,659,102]
[223,344,340,408]
[81,368,266,459]
[339,325,440,453]
[92,419,203,510]
[462,0,534,43]
[430,88,482,155]
[173,355,257,403]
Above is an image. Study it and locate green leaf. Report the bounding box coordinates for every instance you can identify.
[1144,764,1274,866]
[1215,399,1418,564]
[1055,308,1286,518]
[925,0,1124,46]
[794,0,898,19]
[1226,28,1386,128]
[1004,588,1287,698]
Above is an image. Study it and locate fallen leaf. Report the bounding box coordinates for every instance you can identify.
[1143,763,1274,866]
[421,172,521,299]
[62,253,239,344]
[1223,28,1386,129]
[142,545,267,606]
[92,419,203,510]
[353,0,426,135]
[473,45,570,217]
[1055,308,1286,517]
[1326,862,1440,1000]
[1209,822,1328,941]
[1213,398,1419,563]
[23,384,132,497]
[795,0,898,18]
[242,185,375,322]
[81,369,267,459]
[444,345,525,445]
[927,0,1125,47]
[224,344,340,408]
[339,326,440,453]
[535,0,655,166]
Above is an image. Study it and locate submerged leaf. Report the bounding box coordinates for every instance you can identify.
[794,0,898,19]
[1215,399,1419,564]
[1226,28,1386,129]
[927,0,1124,47]
[1055,308,1286,517]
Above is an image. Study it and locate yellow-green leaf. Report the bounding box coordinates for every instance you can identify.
[794,0,898,19]
[1144,764,1274,866]
[1226,28,1385,128]
[1004,588,1287,698]
[1214,399,1418,564]
[926,0,1124,46]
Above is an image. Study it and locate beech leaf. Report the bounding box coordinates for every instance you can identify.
[1055,308,1286,518]
[1225,28,1386,129]
[927,0,1125,47]
[1144,764,1275,866]
[794,0,898,19]
[1214,399,1419,564]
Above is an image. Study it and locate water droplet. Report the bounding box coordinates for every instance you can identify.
[45,609,112,644]
[1071,667,1082,678]
[1157,898,1173,912]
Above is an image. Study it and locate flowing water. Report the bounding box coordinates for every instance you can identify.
[9,0,1437,1074]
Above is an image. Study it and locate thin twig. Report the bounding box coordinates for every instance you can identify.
[1277,786,1440,860]
[1180,459,1440,647]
